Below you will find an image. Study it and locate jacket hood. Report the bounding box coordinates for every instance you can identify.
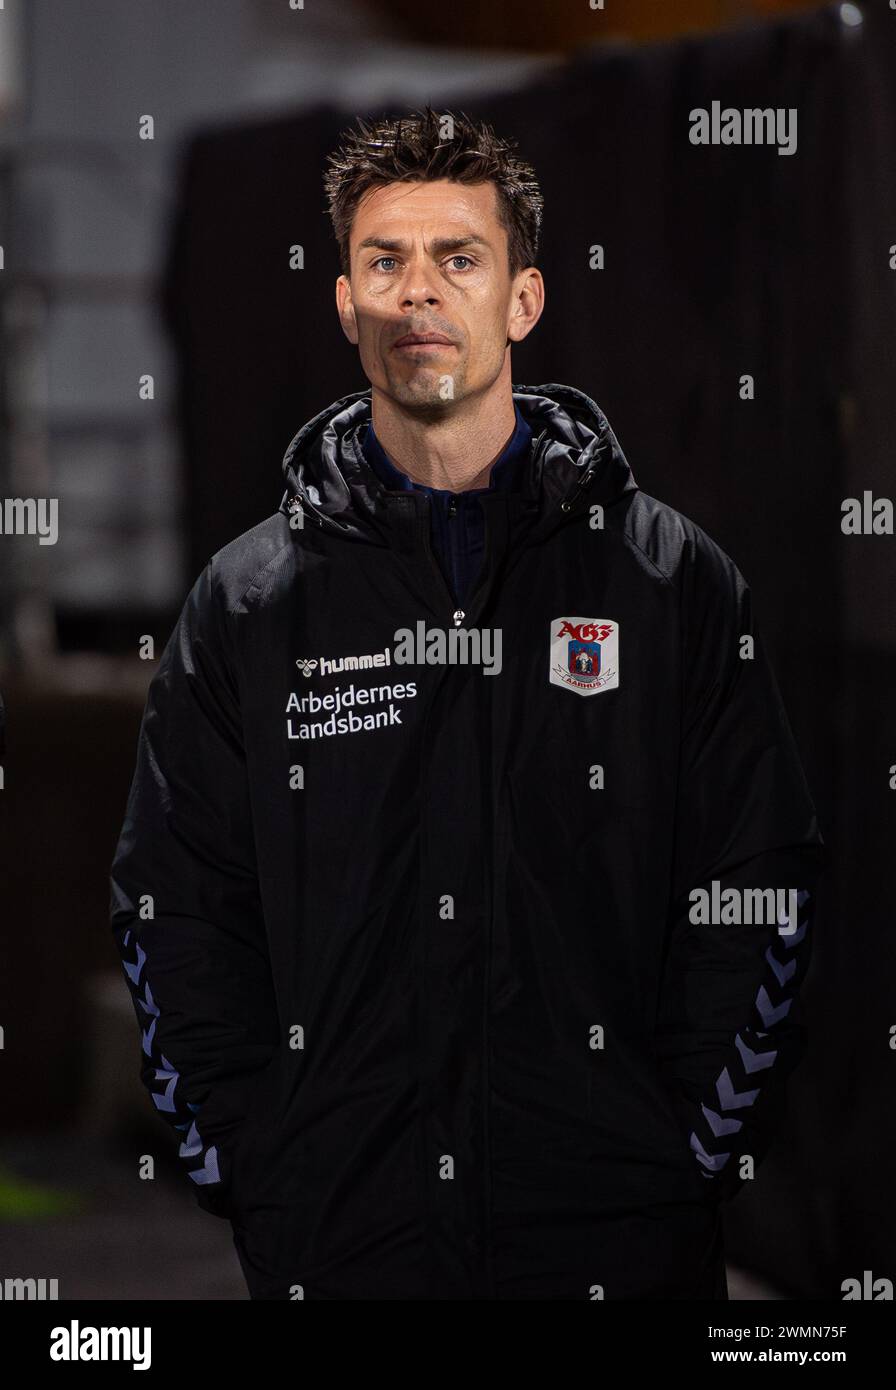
[279,383,638,546]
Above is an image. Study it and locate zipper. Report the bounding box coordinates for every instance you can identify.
[449,496,505,1299]
[417,497,464,626]
[412,430,578,1296]
[468,497,502,1299]
[446,495,463,622]
[414,492,502,1293]
[480,665,496,1298]
[419,426,555,627]
[411,496,481,1292]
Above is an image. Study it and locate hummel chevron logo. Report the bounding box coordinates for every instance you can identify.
[700,1103,744,1139]
[295,659,318,678]
[715,1068,760,1111]
[734,1033,778,1074]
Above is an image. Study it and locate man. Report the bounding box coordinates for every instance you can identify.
[110,107,826,1300]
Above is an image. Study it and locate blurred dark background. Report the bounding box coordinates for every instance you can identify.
[0,0,893,1299]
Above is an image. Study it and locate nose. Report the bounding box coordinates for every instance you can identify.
[398,255,442,310]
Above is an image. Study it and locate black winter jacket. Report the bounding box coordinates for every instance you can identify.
[109,383,826,1300]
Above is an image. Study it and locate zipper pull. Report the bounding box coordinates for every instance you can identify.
[448,496,458,519]
[561,434,607,512]
[561,466,595,513]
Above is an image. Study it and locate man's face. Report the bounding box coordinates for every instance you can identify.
[335,179,542,412]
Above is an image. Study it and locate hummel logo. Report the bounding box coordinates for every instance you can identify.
[295,659,318,678]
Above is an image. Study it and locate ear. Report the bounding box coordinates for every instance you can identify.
[335,274,359,345]
[507,266,545,345]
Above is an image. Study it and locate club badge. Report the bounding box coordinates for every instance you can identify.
[549,616,619,696]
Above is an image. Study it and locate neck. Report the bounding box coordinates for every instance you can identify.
[369,370,517,492]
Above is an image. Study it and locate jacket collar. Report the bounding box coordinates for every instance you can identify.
[279,383,638,547]
[361,402,532,498]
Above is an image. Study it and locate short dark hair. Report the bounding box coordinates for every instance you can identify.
[323,105,543,279]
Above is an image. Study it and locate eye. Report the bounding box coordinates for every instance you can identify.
[372,256,398,272]
[447,255,473,271]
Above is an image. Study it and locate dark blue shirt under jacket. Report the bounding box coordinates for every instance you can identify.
[361,405,533,611]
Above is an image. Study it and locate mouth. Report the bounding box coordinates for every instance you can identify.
[392,334,456,353]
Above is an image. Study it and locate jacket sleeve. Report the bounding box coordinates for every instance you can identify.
[654,529,828,1204]
[109,560,279,1218]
